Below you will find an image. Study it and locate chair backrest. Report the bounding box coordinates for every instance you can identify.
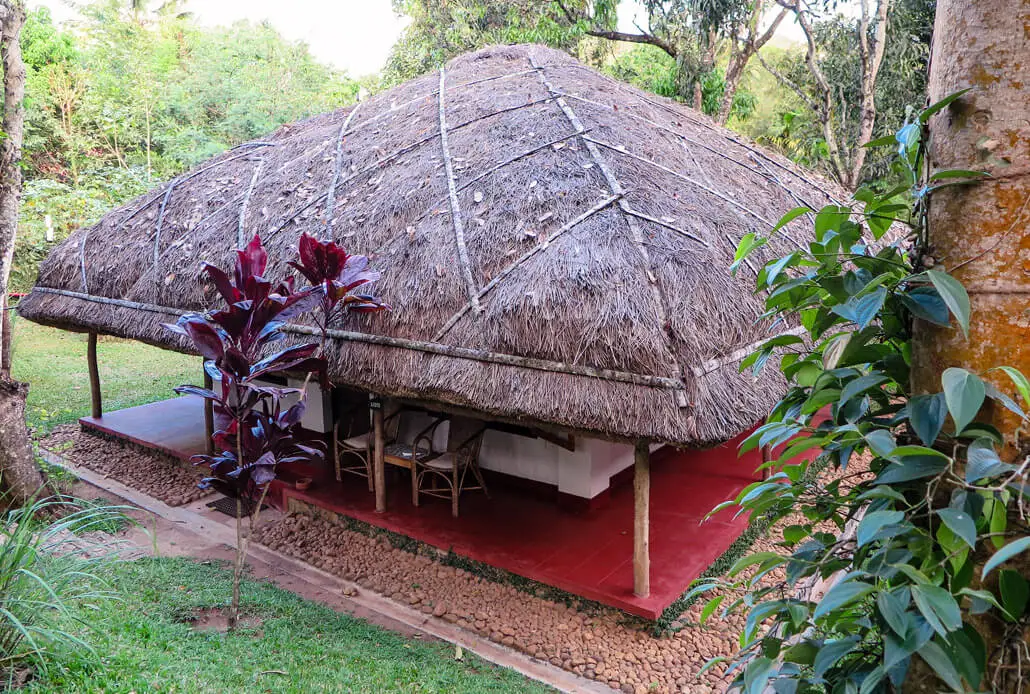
[447,417,486,462]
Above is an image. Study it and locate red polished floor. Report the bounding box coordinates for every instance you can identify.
[79,397,762,619]
[80,396,209,461]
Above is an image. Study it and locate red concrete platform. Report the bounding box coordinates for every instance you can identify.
[79,396,762,619]
[80,396,209,461]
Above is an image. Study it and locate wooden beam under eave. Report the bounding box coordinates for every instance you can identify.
[633,440,650,598]
[87,331,102,419]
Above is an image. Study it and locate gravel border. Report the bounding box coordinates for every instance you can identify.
[40,425,213,507]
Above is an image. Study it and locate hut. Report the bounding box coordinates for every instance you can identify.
[19,45,845,618]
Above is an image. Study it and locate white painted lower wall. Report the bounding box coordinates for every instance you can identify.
[398,412,634,499]
[242,374,636,500]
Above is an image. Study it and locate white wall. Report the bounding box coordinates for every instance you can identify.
[395,413,633,499]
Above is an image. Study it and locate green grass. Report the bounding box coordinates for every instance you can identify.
[31,557,550,693]
[10,317,197,433]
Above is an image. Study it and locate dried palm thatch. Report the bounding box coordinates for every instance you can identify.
[19,45,850,447]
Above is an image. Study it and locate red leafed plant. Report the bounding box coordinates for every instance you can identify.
[165,234,386,630]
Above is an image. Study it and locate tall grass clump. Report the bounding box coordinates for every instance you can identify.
[0,496,125,681]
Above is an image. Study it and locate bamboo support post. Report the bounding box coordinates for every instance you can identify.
[203,368,215,456]
[87,331,102,419]
[373,399,386,513]
[633,440,651,598]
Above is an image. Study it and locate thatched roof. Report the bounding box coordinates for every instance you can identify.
[20,44,848,447]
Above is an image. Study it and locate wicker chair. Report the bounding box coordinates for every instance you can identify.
[333,398,401,490]
[411,416,489,518]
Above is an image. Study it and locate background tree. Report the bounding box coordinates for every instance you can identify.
[0,0,46,504]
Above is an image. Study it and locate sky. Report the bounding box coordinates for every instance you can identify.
[30,0,812,77]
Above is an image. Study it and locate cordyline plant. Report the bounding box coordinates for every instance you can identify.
[689,93,1030,692]
[165,233,385,630]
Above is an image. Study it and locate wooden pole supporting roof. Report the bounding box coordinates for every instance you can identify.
[633,440,650,598]
[87,331,102,419]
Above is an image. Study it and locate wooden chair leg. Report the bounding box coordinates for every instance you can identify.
[471,462,489,498]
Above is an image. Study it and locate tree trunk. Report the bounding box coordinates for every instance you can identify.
[911,0,1030,458]
[0,379,42,503]
[0,1,44,505]
[908,1,1030,691]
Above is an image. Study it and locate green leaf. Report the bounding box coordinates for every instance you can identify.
[912,585,962,636]
[772,206,812,234]
[728,551,784,578]
[857,510,904,547]
[927,270,971,337]
[743,656,776,694]
[993,366,1030,408]
[877,589,911,637]
[988,499,1007,550]
[813,636,859,679]
[999,570,1029,621]
[937,508,977,549]
[966,437,1014,483]
[900,287,950,327]
[839,373,889,406]
[942,367,985,434]
[814,580,875,619]
[920,88,971,123]
[917,640,965,692]
[909,393,947,446]
[863,133,898,148]
[814,205,851,242]
[984,537,1030,578]
[928,169,988,181]
[732,233,767,273]
[831,287,887,329]
[875,456,948,484]
[890,445,951,461]
[984,381,1026,419]
[700,595,725,625]
[865,429,897,458]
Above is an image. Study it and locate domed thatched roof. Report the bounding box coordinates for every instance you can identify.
[20,45,847,447]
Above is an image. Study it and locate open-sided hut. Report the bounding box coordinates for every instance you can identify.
[19,44,846,616]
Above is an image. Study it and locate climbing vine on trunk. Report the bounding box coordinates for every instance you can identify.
[691,93,1030,692]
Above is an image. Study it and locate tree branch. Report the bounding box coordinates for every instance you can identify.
[553,0,678,58]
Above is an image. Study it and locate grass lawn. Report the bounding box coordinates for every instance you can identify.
[33,557,550,693]
[10,316,196,433]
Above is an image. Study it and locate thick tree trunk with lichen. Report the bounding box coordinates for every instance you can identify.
[908,1,1030,691]
[0,0,44,505]
[911,0,1030,459]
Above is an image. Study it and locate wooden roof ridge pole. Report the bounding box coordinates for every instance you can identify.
[633,440,650,598]
[87,331,101,419]
[437,68,482,314]
[529,51,692,410]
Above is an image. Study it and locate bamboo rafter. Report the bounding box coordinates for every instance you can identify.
[432,194,622,341]
[530,51,691,407]
[323,102,363,239]
[79,144,275,293]
[265,94,559,239]
[545,62,842,205]
[437,68,481,313]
